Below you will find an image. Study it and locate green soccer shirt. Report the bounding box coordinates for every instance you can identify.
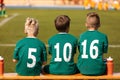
[48,33,78,75]
[77,30,108,75]
[13,37,47,76]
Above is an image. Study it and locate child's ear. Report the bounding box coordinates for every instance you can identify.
[24,29,27,34]
[85,22,88,27]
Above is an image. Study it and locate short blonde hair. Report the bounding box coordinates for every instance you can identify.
[86,12,100,28]
[24,17,39,36]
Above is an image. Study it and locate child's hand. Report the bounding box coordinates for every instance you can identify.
[12,59,18,63]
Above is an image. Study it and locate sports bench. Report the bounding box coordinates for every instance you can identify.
[0,73,120,80]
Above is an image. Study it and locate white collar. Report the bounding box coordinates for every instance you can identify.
[88,30,96,31]
[58,32,67,34]
[26,37,36,38]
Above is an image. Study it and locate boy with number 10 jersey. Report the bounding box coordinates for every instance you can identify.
[44,15,78,75]
[77,12,108,76]
[48,33,77,74]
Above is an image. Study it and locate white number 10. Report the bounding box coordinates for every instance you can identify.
[81,40,99,59]
[54,43,72,62]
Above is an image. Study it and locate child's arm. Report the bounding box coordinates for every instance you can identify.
[13,48,19,63]
[42,61,47,68]
[42,61,47,65]
[103,35,108,53]
[41,43,47,66]
[13,42,20,63]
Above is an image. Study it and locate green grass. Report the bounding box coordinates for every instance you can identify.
[0,8,120,73]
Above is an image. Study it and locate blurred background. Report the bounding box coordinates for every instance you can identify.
[4,0,120,10]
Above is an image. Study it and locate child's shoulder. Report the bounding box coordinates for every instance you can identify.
[81,30,107,36]
[68,34,77,40]
[16,37,27,43]
[48,34,58,40]
[33,38,46,45]
[17,37,44,44]
[79,31,89,36]
[95,30,108,37]
[49,33,77,41]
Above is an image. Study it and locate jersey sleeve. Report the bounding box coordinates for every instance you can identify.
[48,40,52,55]
[73,38,78,54]
[78,38,80,53]
[41,43,47,62]
[13,42,21,60]
[103,35,108,53]
[78,35,82,53]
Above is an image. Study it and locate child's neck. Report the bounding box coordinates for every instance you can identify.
[58,32,68,34]
[88,29,96,31]
[88,27,97,31]
[27,34,36,38]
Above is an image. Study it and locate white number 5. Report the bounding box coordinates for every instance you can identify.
[27,48,37,68]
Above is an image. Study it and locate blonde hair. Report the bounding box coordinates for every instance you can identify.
[24,17,39,36]
[86,12,100,29]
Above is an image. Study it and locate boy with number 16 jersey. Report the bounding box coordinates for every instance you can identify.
[13,17,47,76]
[44,15,78,75]
[77,12,108,76]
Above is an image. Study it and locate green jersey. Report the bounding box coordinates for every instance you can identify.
[13,37,47,76]
[77,30,108,75]
[48,33,78,75]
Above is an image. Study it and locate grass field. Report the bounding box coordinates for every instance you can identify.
[0,8,120,73]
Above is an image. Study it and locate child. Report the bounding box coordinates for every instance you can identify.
[13,17,47,76]
[44,15,78,75]
[0,0,6,17]
[77,12,108,76]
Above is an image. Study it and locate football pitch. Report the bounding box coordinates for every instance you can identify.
[0,8,120,73]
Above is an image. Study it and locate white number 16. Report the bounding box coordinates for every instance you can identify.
[81,40,99,59]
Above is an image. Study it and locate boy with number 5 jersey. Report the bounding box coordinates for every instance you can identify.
[77,12,108,76]
[13,17,47,76]
[43,15,78,75]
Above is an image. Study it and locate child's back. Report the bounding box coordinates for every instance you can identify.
[44,15,78,75]
[48,33,77,74]
[77,30,108,75]
[77,12,108,76]
[13,17,47,76]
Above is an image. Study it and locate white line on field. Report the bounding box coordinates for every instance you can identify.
[0,44,120,48]
[0,44,16,47]
[0,13,19,27]
[109,45,120,48]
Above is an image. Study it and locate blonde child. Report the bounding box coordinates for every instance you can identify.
[13,17,47,76]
